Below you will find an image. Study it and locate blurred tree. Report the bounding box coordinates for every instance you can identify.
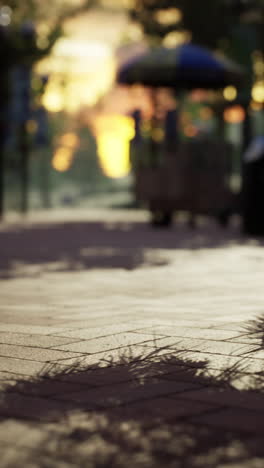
[128,0,263,53]
[0,0,99,218]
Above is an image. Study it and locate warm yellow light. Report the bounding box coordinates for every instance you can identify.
[250,100,263,111]
[252,81,264,104]
[42,89,64,113]
[36,38,116,113]
[184,125,199,138]
[223,86,237,101]
[163,31,191,48]
[52,147,74,172]
[223,105,246,124]
[155,8,182,25]
[94,115,135,179]
[59,133,80,149]
[97,136,131,179]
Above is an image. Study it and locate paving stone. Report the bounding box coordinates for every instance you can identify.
[55,378,200,407]
[1,209,264,466]
[53,333,163,354]
[0,419,49,447]
[190,407,264,434]
[0,324,74,335]
[0,391,84,420]
[108,396,215,421]
[0,343,83,362]
[52,321,167,339]
[0,371,23,390]
[0,442,32,468]
[0,332,82,348]
[146,337,259,357]
[135,326,247,341]
[169,386,264,412]
[0,357,46,376]
[167,350,264,374]
[58,345,177,371]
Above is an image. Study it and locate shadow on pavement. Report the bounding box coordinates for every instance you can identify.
[0,319,263,467]
[0,218,259,279]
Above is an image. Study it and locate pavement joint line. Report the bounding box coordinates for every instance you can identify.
[0,353,88,363]
[0,339,94,349]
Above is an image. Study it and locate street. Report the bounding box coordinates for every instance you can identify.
[0,208,264,467]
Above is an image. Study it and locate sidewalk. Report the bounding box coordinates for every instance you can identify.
[0,209,264,467]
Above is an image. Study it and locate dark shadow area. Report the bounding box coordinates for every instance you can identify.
[0,216,259,279]
[0,327,263,467]
[241,316,264,392]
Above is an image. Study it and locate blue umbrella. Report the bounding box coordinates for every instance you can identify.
[117,43,245,90]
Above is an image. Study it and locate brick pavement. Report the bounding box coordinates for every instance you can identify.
[0,209,264,467]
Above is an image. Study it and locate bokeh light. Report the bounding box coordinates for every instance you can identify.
[223,86,237,101]
[223,105,246,124]
[93,115,135,179]
[251,81,264,104]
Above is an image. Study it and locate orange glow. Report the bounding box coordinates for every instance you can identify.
[223,105,246,124]
[250,100,263,111]
[59,133,80,149]
[93,114,135,179]
[184,124,199,138]
[190,89,209,102]
[52,147,74,172]
[199,107,214,120]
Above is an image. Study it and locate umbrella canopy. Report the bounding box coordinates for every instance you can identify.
[117,43,245,90]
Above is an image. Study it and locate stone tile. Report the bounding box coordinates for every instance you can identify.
[135,326,247,341]
[58,345,176,370]
[52,321,167,339]
[0,324,74,335]
[13,378,92,398]
[0,443,32,468]
[191,407,264,434]
[0,371,23,390]
[55,378,200,407]
[169,386,264,412]
[0,332,81,348]
[0,343,84,363]
[0,392,80,421]
[228,334,263,345]
[53,333,162,354]
[167,350,264,374]
[108,396,214,421]
[147,337,258,357]
[0,357,46,376]
[0,420,48,448]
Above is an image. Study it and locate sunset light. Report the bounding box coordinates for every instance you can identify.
[52,147,74,172]
[52,132,80,172]
[38,38,115,113]
[93,115,135,179]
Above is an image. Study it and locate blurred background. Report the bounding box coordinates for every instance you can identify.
[0,0,263,231]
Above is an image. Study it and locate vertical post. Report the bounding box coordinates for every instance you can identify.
[19,121,29,213]
[0,27,10,221]
[11,64,32,215]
